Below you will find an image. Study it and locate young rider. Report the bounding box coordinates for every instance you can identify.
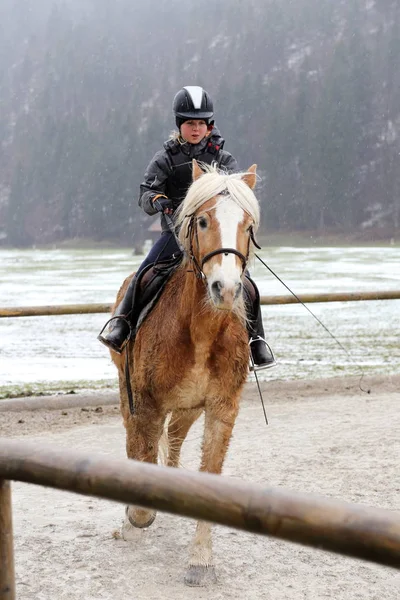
[98,86,275,369]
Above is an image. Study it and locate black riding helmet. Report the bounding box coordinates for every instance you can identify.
[173,86,214,129]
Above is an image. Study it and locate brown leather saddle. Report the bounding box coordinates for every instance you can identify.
[132,253,183,336]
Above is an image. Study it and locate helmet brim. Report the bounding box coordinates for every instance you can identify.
[175,111,214,120]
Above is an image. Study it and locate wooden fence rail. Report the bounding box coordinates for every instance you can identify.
[1,290,400,318]
[0,480,15,600]
[0,438,399,598]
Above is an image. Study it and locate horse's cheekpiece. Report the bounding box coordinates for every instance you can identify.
[187,211,251,281]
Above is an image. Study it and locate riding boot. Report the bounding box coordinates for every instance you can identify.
[97,275,137,354]
[248,304,276,370]
[244,276,276,370]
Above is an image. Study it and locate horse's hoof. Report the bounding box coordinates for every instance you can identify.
[184,565,217,587]
[125,506,157,529]
[121,518,145,541]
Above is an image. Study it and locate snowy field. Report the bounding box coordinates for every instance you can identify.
[0,246,399,396]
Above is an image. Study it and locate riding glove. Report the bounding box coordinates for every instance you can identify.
[154,197,174,213]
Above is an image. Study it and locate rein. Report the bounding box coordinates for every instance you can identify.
[254,253,370,395]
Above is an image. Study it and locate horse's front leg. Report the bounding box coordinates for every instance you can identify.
[167,408,203,468]
[122,400,165,538]
[184,397,239,587]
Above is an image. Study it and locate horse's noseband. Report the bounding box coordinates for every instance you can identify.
[201,248,247,271]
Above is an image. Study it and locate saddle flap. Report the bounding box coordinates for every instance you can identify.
[135,253,183,334]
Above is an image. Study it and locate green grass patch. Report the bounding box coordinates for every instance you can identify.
[0,379,117,400]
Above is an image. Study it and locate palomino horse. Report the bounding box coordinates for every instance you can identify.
[111,160,260,586]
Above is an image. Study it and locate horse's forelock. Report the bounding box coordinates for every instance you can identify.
[176,167,260,252]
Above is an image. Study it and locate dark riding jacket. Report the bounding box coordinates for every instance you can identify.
[138,126,238,232]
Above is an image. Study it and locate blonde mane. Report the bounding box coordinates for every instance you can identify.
[176,164,260,252]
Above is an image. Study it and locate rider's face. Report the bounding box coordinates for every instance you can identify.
[180,120,209,144]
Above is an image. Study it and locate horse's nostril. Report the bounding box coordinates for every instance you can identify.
[211,281,223,296]
[235,282,243,297]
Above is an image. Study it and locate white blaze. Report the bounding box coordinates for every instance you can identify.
[210,199,244,288]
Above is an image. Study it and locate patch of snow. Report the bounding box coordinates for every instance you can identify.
[380,120,397,144]
[287,45,311,70]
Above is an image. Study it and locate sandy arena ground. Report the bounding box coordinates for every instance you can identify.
[1,374,399,600]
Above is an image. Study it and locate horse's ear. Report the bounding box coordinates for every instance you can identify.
[242,164,257,189]
[192,159,204,181]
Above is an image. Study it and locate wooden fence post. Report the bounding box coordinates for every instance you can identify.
[0,480,15,600]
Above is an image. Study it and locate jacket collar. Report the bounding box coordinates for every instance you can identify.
[178,126,225,157]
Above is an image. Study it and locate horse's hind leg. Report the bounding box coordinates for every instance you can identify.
[185,398,239,587]
[167,408,203,468]
[122,401,165,537]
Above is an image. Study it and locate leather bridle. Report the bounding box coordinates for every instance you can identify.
[186,207,261,281]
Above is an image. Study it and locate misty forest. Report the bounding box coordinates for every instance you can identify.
[1,0,399,247]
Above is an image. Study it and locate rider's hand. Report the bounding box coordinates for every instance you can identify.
[154,198,174,215]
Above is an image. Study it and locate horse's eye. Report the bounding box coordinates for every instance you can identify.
[198,217,208,230]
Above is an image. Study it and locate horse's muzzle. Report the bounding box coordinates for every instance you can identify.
[209,280,242,310]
